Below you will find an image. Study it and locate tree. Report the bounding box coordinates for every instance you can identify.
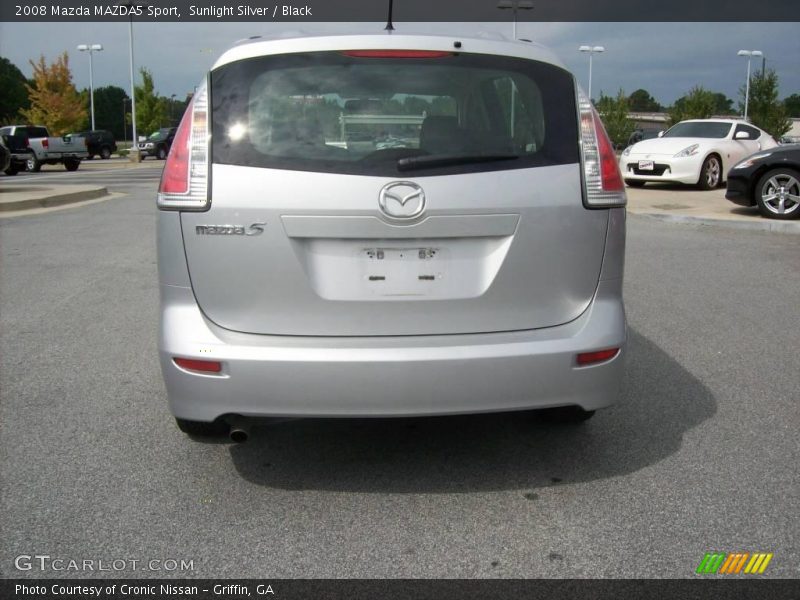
[784,94,800,118]
[596,89,635,147]
[0,57,30,124]
[740,69,791,139]
[134,68,167,137]
[667,86,716,126]
[19,52,87,135]
[628,89,661,112]
[710,93,734,115]
[91,85,129,139]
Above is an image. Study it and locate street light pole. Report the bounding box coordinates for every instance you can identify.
[579,45,605,103]
[77,44,103,130]
[738,49,763,121]
[118,0,147,159]
[496,1,533,40]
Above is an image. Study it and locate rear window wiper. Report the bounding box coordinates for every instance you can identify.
[397,153,519,171]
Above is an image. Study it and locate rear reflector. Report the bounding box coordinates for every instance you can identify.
[157,75,210,211]
[578,89,626,207]
[173,358,222,373]
[341,50,452,58]
[576,348,620,366]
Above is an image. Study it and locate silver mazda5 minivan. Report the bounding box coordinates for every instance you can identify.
[157,33,627,441]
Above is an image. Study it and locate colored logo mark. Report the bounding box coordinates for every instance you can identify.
[696,552,773,574]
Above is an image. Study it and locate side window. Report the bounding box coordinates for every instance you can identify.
[735,124,760,140]
[744,125,761,139]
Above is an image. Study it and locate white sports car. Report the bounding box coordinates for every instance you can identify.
[620,119,777,190]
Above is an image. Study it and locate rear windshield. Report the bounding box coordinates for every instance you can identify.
[211,51,579,176]
[663,122,732,139]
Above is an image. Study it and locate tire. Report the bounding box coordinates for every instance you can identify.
[26,156,41,172]
[538,406,596,423]
[175,417,229,438]
[4,165,19,176]
[86,154,94,160]
[64,158,80,172]
[157,146,168,160]
[625,179,646,188]
[100,146,112,160]
[697,155,722,190]
[755,168,800,220]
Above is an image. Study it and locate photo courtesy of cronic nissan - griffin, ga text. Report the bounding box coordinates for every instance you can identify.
[156,32,627,442]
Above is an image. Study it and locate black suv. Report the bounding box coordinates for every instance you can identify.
[137,128,177,159]
[73,130,117,159]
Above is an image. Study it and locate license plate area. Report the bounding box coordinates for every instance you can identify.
[362,247,443,291]
[638,160,655,171]
[294,238,512,301]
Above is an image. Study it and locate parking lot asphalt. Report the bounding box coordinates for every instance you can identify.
[0,170,798,579]
[2,160,798,233]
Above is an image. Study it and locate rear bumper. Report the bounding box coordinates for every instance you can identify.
[159,278,626,421]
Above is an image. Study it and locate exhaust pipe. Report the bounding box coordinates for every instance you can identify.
[225,416,250,443]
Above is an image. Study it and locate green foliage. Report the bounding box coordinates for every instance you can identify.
[710,93,734,115]
[667,86,717,126]
[738,69,791,139]
[90,85,129,138]
[20,52,87,135]
[134,68,167,137]
[784,94,800,118]
[628,89,661,112]
[0,57,30,124]
[596,89,635,147]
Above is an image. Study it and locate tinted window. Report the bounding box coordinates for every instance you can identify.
[663,122,732,139]
[211,51,579,176]
[735,124,760,139]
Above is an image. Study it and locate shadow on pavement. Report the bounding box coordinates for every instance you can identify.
[229,328,716,493]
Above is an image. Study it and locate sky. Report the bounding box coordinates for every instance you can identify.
[0,21,798,108]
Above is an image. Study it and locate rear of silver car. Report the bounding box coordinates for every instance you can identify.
[156,34,627,439]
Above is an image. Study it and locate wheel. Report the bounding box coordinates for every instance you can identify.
[64,158,80,172]
[755,168,800,219]
[26,156,41,172]
[625,179,646,188]
[157,146,168,160]
[175,417,228,438]
[538,406,596,423]
[4,165,19,176]
[697,155,721,190]
[100,146,112,160]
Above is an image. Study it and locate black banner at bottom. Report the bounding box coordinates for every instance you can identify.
[2,579,798,600]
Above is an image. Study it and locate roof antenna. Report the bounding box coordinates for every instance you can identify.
[384,0,395,31]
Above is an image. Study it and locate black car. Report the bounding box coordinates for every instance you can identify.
[137,127,177,159]
[72,130,117,159]
[626,128,660,148]
[726,144,800,220]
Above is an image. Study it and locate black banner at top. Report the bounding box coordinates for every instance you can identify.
[2,0,799,22]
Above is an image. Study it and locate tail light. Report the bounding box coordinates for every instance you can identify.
[576,348,620,366]
[173,357,222,373]
[341,50,453,58]
[578,88,626,208]
[42,138,49,149]
[157,76,210,211]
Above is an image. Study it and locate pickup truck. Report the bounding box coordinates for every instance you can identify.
[0,125,89,172]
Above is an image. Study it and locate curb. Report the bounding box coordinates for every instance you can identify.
[628,211,800,234]
[0,187,109,213]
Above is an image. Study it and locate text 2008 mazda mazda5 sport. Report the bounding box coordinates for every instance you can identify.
[156,33,627,441]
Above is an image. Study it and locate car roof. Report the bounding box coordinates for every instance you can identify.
[678,119,751,125]
[213,32,565,71]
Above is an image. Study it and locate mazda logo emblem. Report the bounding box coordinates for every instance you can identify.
[378,181,426,220]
